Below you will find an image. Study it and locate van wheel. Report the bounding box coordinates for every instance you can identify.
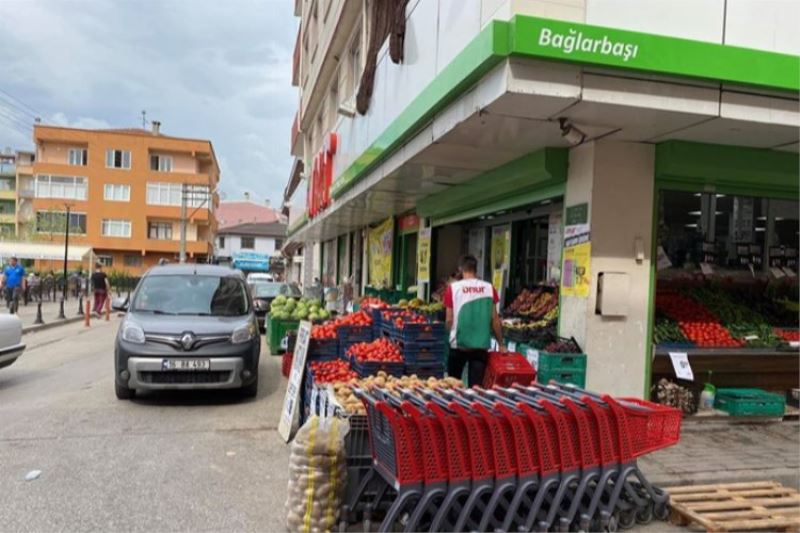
[115,382,135,400]
[240,376,258,399]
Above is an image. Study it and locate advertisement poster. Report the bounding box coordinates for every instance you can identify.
[278,321,311,442]
[368,218,394,287]
[546,212,563,282]
[417,227,432,282]
[490,225,511,295]
[561,241,591,298]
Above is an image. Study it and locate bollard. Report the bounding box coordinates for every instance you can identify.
[57,299,66,320]
[105,294,111,321]
[33,302,44,325]
[85,297,91,327]
[77,295,84,316]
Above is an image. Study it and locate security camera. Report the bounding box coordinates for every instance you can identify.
[558,117,587,146]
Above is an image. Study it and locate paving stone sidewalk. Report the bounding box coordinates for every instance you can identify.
[0,298,88,329]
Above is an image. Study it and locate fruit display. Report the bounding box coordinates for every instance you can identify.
[307,360,358,384]
[397,297,425,309]
[329,372,464,415]
[346,337,403,363]
[656,292,743,348]
[505,286,559,319]
[311,323,337,340]
[386,310,429,329]
[774,328,800,343]
[359,297,387,309]
[330,309,373,327]
[543,337,582,354]
[417,301,445,315]
[685,287,782,347]
[502,319,556,345]
[270,296,329,321]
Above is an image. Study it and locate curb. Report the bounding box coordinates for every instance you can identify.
[23,316,85,334]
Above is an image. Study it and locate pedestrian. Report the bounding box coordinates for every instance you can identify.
[444,254,506,387]
[28,272,41,302]
[2,256,27,314]
[91,263,111,317]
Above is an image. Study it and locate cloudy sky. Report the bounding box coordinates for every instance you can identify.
[0,0,297,205]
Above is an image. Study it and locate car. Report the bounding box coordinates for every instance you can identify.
[113,264,261,400]
[0,313,25,370]
[249,281,302,331]
[246,272,274,283]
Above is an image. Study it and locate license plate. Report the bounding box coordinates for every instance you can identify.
[161,359,210,371]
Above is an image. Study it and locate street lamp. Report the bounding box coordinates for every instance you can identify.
[62,203,72,302]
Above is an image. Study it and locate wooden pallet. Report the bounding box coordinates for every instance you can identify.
[668,481,800,532]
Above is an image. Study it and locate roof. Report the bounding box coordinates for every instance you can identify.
[217,201,280,228]
[218,221,287,237]
[144,263,243,277]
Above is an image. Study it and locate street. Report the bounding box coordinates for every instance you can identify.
[0,318,290,532]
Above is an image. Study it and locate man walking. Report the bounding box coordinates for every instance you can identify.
[91,263,111,316]
[2,256,26,314]
[444,255,506,386]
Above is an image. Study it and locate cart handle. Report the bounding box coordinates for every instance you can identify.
[512,385,570,411]
[418,388,456,412]
[498,386,550,414]
[528,382,589,407]
[438,387,478,412]
[459,388,501,412]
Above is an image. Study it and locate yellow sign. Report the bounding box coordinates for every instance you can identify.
[561,241,591,298]
[490,225,511,292]
[417,227,431,282]
[368,218,394,287]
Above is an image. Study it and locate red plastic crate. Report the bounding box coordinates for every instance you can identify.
[482,352,536,388]
[281,352,293,378]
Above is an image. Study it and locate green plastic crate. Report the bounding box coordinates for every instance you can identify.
[537,368,586,388]
[537,352,587,373]
[267,316,300,355]
[714,388,786,417]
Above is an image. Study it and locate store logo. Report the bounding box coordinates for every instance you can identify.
[462,286,487,295]
[538,27,639,62]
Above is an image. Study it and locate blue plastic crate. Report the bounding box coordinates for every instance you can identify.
[398,339,447,364]
[307,337,339,361]
[384,321,446,344]
[336,324,374,344]
[403,362,445,379]
[349,354,404,378]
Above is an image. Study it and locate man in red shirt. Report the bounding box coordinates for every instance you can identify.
[444,255,506,386]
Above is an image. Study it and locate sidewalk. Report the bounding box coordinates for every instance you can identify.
[0,297,89,330]
[639,419,800,489]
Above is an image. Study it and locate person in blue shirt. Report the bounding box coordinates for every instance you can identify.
[2,256,26,314]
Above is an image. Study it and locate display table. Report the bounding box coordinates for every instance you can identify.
[652,348,799,392]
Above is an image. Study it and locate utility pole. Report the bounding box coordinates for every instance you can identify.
[179,183,187,263]
[62,203,72,301]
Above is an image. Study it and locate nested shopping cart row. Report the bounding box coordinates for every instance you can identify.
[343,383,681,532]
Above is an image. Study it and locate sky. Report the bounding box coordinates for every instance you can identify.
[0,0,298,206]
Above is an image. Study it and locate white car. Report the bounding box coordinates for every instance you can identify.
[246,273,274,283]
[0,313,25,370]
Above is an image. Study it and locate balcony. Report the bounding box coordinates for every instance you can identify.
[145,238,210,255]
[0,189,15,201]
[0,213,15,224]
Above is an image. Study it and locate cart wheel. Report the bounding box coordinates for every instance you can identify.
[635,502,654,525]
[618,509,636,530]
[654,502,670,521]
[606,513,619,533]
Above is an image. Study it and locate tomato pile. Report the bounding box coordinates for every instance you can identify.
[331,310,373,328]
[775,328,800,343]
[311,324,337,339]
[657,293,743,348]
[360,297,387,309]
[347,337,403,363]
[387,310,429,329]
[308,360,358,383]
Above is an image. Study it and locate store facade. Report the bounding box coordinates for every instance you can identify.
[284,2,799,397]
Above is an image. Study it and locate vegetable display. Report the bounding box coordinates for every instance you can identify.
[270,296,329,321]
[310,324,337,340]
[329,372,464,415]
[543,338,582,354]
[308,360,358,383]
[331,309,373,327]
[656,292,743,348]
[346,337,403,363]
[653,314,690,345]
[505,287,559,319]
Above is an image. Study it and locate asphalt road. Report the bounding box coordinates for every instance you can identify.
[0,318,291,532]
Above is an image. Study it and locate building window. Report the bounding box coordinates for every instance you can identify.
[349,31,361,95]
[105,149,131,169]
[148,221,172,240]
[101,219,132,238]
[123,254,143,267]
[219,236,226,248]
[36,210,87,234]
[275,238,284,249]
[146,182,209,207]
[68,148,87,166]
[103,183,130,202]
[150,154,173,172]
[35,175,87,200]
[97,255,113,267]
[240,236,255,249]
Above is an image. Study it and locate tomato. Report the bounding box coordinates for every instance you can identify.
[656,292,743,348]
[346,337,403,363]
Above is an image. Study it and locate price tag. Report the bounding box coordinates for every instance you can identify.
[790,341,800,348]
[700,263,714,276]
[744,335,759,341]
[669,351,694,381]
[748,263,755,278]
[771,267,786,279]
[508,341,517,352]
[783,267,797,278]
[526,348,540,370]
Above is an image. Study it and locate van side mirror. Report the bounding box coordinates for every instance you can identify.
[112,297,129,312]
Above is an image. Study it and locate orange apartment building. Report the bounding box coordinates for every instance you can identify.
[29,123,219,274]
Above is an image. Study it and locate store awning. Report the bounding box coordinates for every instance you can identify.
[0,242,93,262]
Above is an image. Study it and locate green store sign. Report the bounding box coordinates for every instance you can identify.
[510,16,800,92]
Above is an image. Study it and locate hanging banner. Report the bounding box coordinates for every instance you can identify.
[417,227,432,283]
[561,241,591,298]
[368,218,394,287]
[546,212,563,282]
[490,225,511,294]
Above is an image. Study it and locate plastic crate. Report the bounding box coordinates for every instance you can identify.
[537,368,586,388]
[482,352,536,388]
[351,356,404,378]
[398,339,447,364]
[281,352,292,378]
[403,362,445,379]
[307,337,339,361]
[714,388,786,417]
[537,351,587,373]
[267,316,299,354]
[336,324,373,344]
[384,321,446,343]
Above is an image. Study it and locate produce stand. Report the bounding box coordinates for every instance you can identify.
[267,316,299,354]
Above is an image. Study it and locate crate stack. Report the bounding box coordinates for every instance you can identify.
[307,337,339,361]
[537,338,588,387]
[382,316,447,378]
[336,324,374,359]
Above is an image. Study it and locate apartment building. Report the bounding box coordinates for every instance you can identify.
[30,123,219,273]
[283,0,798,396]
[0,149,35,239]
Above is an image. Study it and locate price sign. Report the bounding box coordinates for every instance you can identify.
[771,267,786,279]
[526,348,540,370]
[669,352,694,381]
[744,335,759,341]
[700,263,714,276]
[508,341,517,352]
[278,321,312,442]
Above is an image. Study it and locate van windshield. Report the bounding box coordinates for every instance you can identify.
[132,275,249,316]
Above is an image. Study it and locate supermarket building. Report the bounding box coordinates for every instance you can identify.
[283,0,799,397]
